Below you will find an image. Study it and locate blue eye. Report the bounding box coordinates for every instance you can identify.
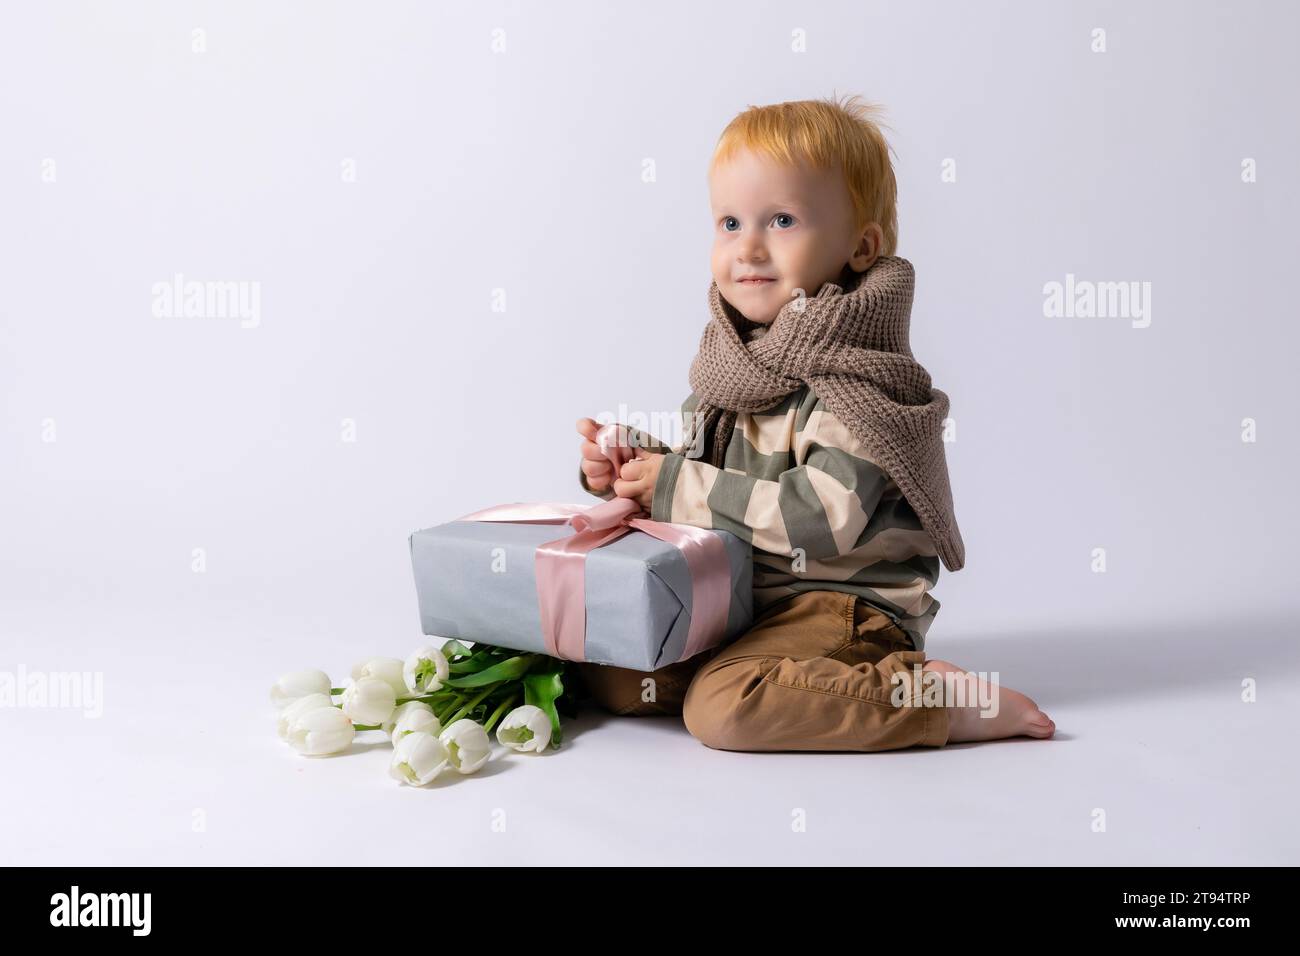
[722,216,740,232]
[772,213,795,228]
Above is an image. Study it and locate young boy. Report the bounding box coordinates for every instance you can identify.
[575,96,1054,752]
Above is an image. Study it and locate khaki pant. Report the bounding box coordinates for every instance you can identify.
[576,590,949,752]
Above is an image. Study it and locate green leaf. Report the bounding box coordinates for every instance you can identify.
[523,669,566,748]
[555,662,583,719]
[445,654,536,688]
[439,639,475,661]
[448,644,514,674]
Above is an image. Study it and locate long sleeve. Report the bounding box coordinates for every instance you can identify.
[649,397,893,562]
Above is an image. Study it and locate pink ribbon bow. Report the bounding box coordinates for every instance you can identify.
[455,423,733,664]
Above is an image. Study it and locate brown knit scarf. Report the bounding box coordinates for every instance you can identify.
[683,255,966,572]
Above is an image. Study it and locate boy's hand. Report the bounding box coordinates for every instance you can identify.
[577,417,665,510]
[612,446,664,513]
[577,417,616,492]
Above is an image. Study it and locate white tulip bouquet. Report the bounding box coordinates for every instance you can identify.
[270,640,579,787]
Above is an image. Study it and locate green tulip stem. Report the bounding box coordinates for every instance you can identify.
[395,691,455,707]
[434,693,468,724]
[442,684,498,727]
[483,693,519,734]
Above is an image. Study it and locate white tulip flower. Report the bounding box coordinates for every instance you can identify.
[389,731,450,787]
[382,699,434,736]
[340,677,396,726]
[440,719,492,774]
[495,704,553,754]
[287,706,355,756]
[403,645,450,695]
[350,657,408,698]
[389,703,441,745]
[270,669,332,710]
[277,693,335,740]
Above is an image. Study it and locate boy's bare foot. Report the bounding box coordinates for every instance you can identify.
[921,659,1056,743]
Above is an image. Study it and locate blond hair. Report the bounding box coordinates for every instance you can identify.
[710,93,899,255]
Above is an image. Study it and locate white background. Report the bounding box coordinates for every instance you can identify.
[2,0,1296,865]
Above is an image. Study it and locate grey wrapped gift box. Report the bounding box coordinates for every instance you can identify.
[409,518,753,671]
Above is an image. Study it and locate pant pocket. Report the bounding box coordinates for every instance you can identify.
[850,595,912,648]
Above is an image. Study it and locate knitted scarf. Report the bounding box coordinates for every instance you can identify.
[683,255,966,572]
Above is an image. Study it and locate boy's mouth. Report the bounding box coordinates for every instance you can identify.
[736,276,776,286]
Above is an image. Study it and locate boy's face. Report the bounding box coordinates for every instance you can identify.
[709,146,880,325]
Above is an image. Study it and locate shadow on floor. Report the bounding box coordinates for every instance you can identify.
[924,610,1299,707]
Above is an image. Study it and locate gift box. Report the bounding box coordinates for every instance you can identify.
[408,505,753,671]
[409,423,754,670]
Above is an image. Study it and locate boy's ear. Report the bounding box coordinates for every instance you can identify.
[848,222,884,273]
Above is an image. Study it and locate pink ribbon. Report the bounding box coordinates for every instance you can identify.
[455,423,733,664]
